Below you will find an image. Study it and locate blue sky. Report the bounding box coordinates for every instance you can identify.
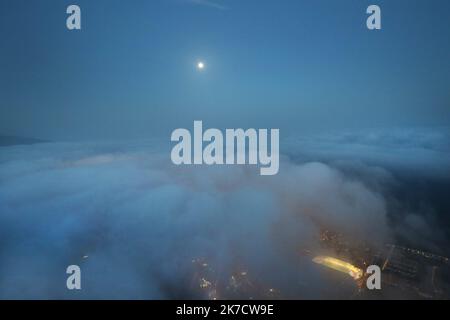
[1,0,449,140]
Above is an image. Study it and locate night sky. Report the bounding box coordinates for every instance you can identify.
[1,0,449,140]
[1,1,450,299]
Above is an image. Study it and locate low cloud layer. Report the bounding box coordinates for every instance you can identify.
[0,127,448,299]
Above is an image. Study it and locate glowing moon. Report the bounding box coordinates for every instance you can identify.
[197,61,205,70]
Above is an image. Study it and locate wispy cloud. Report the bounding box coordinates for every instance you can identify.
[188,0,229,10]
